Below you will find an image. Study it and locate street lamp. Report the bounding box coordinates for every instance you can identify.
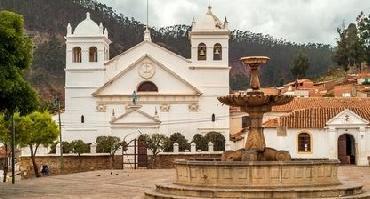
[55,97,63,173]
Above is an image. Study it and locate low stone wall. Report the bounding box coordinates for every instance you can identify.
[149,152,223,169]
[19,154,123,178]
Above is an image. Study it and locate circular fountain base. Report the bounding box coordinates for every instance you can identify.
[144,159,367,199]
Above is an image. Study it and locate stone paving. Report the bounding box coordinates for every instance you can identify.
[0,166,368,199]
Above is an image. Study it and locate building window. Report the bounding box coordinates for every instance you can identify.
[198,43,206,60]
[81,115,85,123]
[137,81,158,92]
[104,48,109,61]
[213,43,222,60]
[72,47,81,63]
[89,47,97,62]
[298,132,311,152]
[211,113,216,122]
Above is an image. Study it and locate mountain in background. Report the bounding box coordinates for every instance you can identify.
[0,0,335,102]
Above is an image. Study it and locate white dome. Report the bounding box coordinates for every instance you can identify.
[192,6,226,31]
[73,12,102,36]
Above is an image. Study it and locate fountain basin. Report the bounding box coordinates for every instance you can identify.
[145,159,367,198]
[217,94,294,108]
[175,159,340,188]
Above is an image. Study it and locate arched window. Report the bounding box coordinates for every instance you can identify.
[298,132,311,152]
[104,48,109,61]
[213,43,222,60]
[198,43,207,61]
[211,113,216,122]
[89,47,97,62]
[72,47,81,63]
[137,81,158,92]
[81,115,85,123]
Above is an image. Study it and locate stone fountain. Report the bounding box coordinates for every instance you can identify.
[145,56,366,198]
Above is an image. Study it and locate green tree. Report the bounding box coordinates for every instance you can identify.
[334,23,365,71]
[191,134,208,151]
[142,134,169,167]
[0,10,39,115]
[96,136,121,155]
[71,140,90,156]
[164,133,190,152]
[96,136,124,169]
[204,132,225,151]
[16,111,59,177]
[290,52,310,78]
[357,12,370,65]
[230,74,249,91]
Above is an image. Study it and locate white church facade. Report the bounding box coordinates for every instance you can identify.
[62,8,230,146]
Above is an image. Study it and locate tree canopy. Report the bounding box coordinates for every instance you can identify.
[0,10,39,115]
[96,136,122,156]
[290,52,310,78]
[16,111,59,177]
[204,132,225,151]
[164,133,190,152]
[334,23,364,71]
[71,140,90,156]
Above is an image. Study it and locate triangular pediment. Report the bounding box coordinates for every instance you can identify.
[111,108,160,125]
[326,109,369,126]
[93,54,201,96]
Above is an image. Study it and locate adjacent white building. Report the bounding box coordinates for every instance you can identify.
[232,97,370,166]
[62,7,230,147]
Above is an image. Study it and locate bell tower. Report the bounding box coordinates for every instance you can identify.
[189,6,230,67]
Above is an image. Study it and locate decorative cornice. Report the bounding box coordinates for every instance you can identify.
[111,109,161,124]
[93,54,202,96]
[96,95,200,104]
[189,66,231,70]
[105,41,190,65]
[65,68,106,72]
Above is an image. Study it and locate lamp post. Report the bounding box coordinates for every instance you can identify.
[55,97,63,173]
[11,113,15,184]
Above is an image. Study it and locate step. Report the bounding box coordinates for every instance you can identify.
[153,182,364,199]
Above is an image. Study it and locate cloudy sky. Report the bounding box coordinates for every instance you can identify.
[98,0,369,45]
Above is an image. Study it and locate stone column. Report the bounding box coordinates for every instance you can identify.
[244,110,266,152]
[173,143,179,153]
[56,143,61,155]
[191,143,196,152]
[90,143,97,154]
[327,127,337,160]
[208,142,214,152]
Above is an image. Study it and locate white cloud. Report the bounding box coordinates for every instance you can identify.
[98,0,370,44]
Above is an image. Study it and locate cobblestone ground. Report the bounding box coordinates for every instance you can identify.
[0,166,369,199]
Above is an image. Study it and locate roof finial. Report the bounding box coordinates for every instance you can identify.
[86,12,90,19]
[67,23,72,35]
[208,0,212,13]
[144,26,152,42]
[144,0,152,42]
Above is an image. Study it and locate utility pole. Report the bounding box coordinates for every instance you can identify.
[56,97,64,173]
[11,113,15,184]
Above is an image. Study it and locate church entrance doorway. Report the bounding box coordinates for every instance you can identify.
[337,134,356,164]
[137,135,148,168]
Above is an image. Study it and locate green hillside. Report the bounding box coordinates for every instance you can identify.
[0,0,335,100]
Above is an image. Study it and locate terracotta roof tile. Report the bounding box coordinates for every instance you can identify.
[274,107,370,128]
[272,97,370,112]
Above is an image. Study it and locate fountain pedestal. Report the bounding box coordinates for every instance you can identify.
[144,56,367,198]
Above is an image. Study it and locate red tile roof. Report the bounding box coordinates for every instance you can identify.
[272,97,370,112]
[265,107,370,128]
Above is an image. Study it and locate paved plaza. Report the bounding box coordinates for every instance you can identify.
[0,166,369,199]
